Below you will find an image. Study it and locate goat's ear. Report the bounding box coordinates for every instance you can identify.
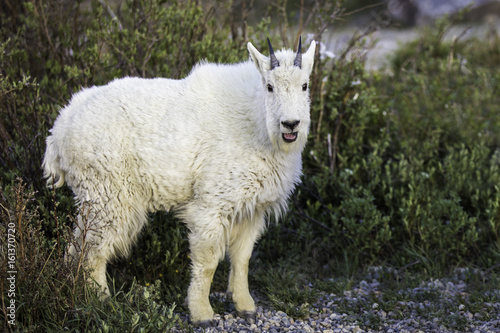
[248,42,270,75]
[302,41,316,76]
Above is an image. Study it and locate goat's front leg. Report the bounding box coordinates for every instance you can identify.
[227,216,264,323]
[187,221,226,327]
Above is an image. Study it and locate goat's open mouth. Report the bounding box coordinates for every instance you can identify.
[282,132,298,143]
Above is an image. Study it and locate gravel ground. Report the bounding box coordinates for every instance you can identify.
[172,273,500,333]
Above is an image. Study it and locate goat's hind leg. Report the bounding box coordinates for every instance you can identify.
[66,197,147,300]
[65,207,111,298]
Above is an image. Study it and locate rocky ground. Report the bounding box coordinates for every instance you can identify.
[172,269,500,333]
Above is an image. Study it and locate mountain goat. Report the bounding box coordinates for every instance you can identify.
[43,37,316,326]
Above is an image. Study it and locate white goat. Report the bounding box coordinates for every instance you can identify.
[43,38,316,325]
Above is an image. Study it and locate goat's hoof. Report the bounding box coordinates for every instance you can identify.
[192,319,214,328]
[237,311,256,324]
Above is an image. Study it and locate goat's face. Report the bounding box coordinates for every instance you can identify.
[248,39,316,152]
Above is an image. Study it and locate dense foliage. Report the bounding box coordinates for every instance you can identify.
[1,0,499,331]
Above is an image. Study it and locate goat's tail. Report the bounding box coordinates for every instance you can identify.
[42,135,66,188]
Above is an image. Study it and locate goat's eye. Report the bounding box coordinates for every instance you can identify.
[267,84,274,92]
[302,83,308,91]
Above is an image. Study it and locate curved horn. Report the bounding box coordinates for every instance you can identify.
[267,37,280,70]
[294,36,302,68]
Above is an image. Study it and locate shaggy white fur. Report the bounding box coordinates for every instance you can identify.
[43,39,316,325]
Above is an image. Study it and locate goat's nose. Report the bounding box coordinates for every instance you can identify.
[281,120,300,130]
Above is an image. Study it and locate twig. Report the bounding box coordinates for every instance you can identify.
[294,184,337,217]
[97,0,123,30]
[342,1,384,17]
[447,25,470,72]
[312,0,343,43]
[270,0,289,48]
[484,262,500,276]
[327,133,333,174]
[396,260,421,276]
[336,25,377,64]
[15,180,26,262]
[52,182,61,256]
[331,112,344,175]
[295,0,304,45]
[293,210,333,232]
[36,0,56,56]
[315,76,327,141]
[36,243,57,282]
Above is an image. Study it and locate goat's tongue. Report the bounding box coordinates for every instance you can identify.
[283,133,296,141]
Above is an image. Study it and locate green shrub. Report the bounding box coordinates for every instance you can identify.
[275,14,500,273]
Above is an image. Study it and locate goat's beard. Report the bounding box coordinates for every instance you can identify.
[274,131,308,154]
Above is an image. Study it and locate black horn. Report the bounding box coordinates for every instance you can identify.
[294,36,302,68]
[267,37,280,70]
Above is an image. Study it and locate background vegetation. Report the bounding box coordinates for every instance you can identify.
[1,0,499,331]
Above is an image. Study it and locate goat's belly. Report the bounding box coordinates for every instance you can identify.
[147,177,194,212]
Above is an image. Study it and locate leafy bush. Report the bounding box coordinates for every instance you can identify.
[281,14,500,273]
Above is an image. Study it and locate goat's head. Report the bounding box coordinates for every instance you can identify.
[248,37,316,152]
